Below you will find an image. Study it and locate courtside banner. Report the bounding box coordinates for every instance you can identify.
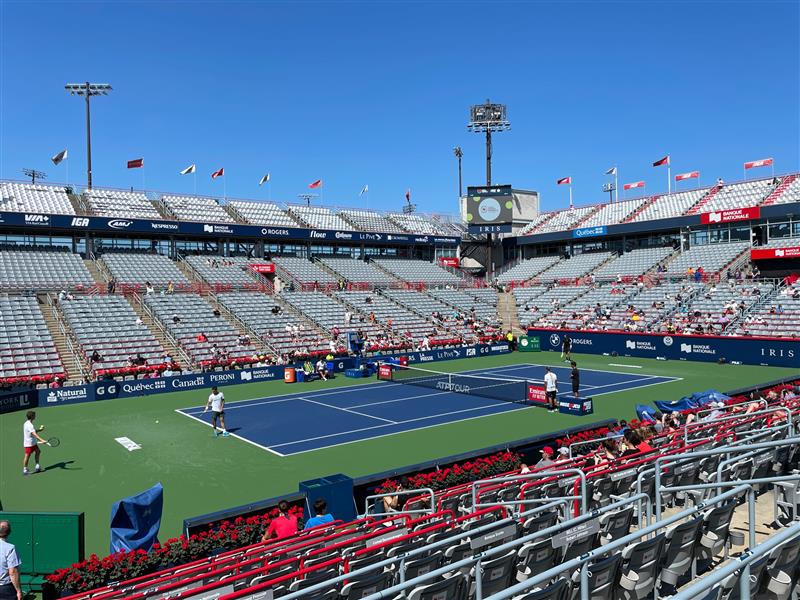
[751,246,800,260]
[700,206,760,224]
[0,211,460,246]
[0,388,38,414]
[528,328,798,368]
[527,385,547,405]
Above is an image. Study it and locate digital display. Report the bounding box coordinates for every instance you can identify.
[465,185,513,225]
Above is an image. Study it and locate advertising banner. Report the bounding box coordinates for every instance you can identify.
[0,388,38,414]
[439,257,460,267]
[517,336,541,352]
[700,206,761,224]
[527,384,547,405]
[248,263,275,273]
[751,246,800,260]
[528,328,798,368]
[572,226,607,239]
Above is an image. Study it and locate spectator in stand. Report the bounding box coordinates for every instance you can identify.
[304,498,335,530]
[196,332,208,343]
[0,520,22,600]
[593,438,619,464]
[90,350,103,364]
[622,430,650,455]
[145,281,155,295]
[261,501,298,542]
[535,446,555,469]
[166,280,175,294]
[107,279,116,294]
[694,267,703,283]
[172,314,181,324]
[519,463,531,474]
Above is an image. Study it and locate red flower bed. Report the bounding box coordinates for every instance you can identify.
[553,424,615,450]
[46,505,303,594]
[375,450,522,494]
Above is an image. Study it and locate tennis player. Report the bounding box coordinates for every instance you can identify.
[204,386,230,437]
[543,368,559,413]
[23,410,47,475]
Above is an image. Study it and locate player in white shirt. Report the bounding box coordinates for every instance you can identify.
[203,386,229,437]
[22,410,47,475]
[543,367,559,413]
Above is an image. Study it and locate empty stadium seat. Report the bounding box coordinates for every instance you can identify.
[0,181,75,215]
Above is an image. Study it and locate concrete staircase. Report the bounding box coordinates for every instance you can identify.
[39,295,86,383]
[686,184,723,215]
[498,290,523,334]
[127,295,188,368]
[761,174,798,206]
[83,259,107,286]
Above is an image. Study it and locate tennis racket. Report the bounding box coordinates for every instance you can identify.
[45,437,60,448]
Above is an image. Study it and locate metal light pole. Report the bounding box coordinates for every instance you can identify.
[467,100,510,186]
[65,82,112,189]
[22,168,47,184]
[453,146,463,197]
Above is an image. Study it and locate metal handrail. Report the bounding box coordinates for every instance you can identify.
[470,469,588,515]
[364,488,436,518]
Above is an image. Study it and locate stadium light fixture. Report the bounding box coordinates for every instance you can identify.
[297,193,318,207]
[453,146,463,197]
[22,168,47,184]
[467,100,510,186]
[65,82,113,189]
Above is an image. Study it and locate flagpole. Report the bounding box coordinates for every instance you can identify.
[667,162,671,194]
[569,184,573,209]
[65,158,70,190]
[614,170,619,203]
[193,171,197,195]
[268,180,272,202]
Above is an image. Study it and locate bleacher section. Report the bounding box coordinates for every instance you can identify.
[372,258,463,286]
[339,210,405,233]
[317,257,394,286]
[83,189,160,219]
[0,250,94,290]
[496,256,562,285]
[288,205,353,230]
[532,205,595,233]
[161,194,235,223]
[736,279,800,338]
[388,212,448,235]
[0,294,65,385]
[217,292,330,358]
[695,179,775,213]
[59,296,168,376]
[665,242,749,277]
[579,198,648,227]
[630,189,706,222]
[538,252,612,282]
[427,288,499,324]
[592,246,673,280]
[273,256,337,286]
[184,256,261,288]
[769,175,800,205]
[100,253,190,287]
[143,293,253,366]
[228,200,300,227]
[0,182,75,215]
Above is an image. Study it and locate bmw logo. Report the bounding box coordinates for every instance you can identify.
[549,334,561,347]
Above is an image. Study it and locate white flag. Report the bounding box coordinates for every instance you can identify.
[605,166,617,176]
[51,149,68,165]
[259,173,270,186]
[360,184,369,196]
[180,164,196,175]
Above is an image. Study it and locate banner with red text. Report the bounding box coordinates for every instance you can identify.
[700,206,761,224]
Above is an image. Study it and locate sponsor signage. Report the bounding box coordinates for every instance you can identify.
[468,224,512,234]
[0,211,460,246]
[558,397,593,416]
[529,328,798,368]
[518,335,541,352]
[249,263,276,274]
[573,225,607,239]
[700,206,761,224]
[377,364,393,381]
[551,518,601,549]
[751,246,800,260]
[527,384,547,405]
[439,257,460,267]
[0,388,37,414]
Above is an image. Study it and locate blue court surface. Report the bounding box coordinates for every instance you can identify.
[176,363,679,456]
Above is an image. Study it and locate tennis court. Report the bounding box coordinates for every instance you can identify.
[177,363,678,456]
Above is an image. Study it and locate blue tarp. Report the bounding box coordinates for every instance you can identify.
[636,404,659,423]
[110,482,163,553]
[655,389,731,413]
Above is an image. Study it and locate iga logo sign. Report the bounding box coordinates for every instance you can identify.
[466,347,477,357]
[108,219,133,229]
[71,217,89,227]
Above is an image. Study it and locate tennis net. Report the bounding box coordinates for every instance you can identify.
[385,363,530,404]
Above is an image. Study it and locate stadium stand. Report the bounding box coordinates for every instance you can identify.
[217,291,332,359]
[272,256,337,287]
[765,173,800,205]
[99,253,191,288]
[387,212,448,235]
[183,255,264,289]
[664,242,749,278]
[734,279,800,338]
[317,257,395,286]
[83,188,161,219]
[54,377,800,600]
[0,250,94,291]
[288,205,353,230]
[628,189,706,222]
[58,295,172,377]
[530,205,595,234]
[538,252,612,282]
[0,181,75,215]
[757,236,800,250]
[161,194,236,223]
[517,213,555,235]
[495,256,562,286]
[592,246,673,280]
[143,293,256,367]
[339,209,405,233]
[689,178,775,214]
[427,288,500,325]
[228,200,301,227]
[0,294,66,385]
[372,258,464,286]
[578,197,649,227]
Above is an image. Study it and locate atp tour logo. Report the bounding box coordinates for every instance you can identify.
[436,381,471,394]
[549,334,561,347]
[663,336,674,347]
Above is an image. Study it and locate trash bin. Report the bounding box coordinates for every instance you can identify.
[284,367,296,383]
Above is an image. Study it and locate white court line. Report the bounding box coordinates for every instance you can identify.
[515,363,681,381]
[174,408,287,457]
[349,389,452,409]
[297,397,398,425]
[608,363,643,369]
[272,401,526,450]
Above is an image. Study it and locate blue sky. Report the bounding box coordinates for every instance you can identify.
[1,1,798,215]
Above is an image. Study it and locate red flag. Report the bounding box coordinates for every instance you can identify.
[127,158,144,169]
[623,181,645,190]
[744,158,773,170]
[405,189,411,202]
[675,171,699,181]
[556,176,571,185]
[211,168,224,180]
[652,155,670,167]
[308,179,322,189]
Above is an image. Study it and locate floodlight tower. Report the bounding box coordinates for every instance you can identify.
[297,193,319,207]
[65,82,112,189]
[453,146,463,197]
[22,169,47,184]
[467,100,510,186]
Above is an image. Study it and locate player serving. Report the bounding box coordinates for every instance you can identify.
[23,410,48,475]
[204,386,230,437]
